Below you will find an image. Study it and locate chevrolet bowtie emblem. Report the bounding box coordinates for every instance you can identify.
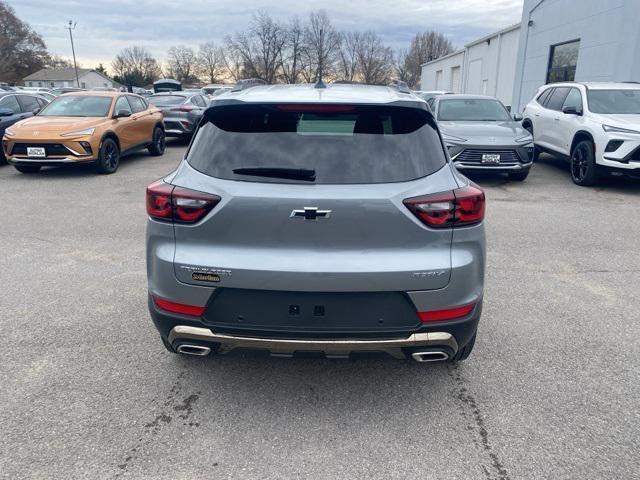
[290,207,332,220]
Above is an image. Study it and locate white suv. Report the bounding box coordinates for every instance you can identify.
[522,82,640,186]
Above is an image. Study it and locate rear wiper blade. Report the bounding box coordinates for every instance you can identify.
[232,167,316,181]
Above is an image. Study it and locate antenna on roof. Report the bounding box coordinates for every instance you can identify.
[314,29,327,89]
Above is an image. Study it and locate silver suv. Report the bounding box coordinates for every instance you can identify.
[146,81,486,363]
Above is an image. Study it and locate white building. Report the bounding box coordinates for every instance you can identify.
[23,68,121,90]
[421,24,520,109]
[421,0,640,112]
[512,0,640,112]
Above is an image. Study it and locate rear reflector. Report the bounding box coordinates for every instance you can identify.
[404,185,485,228]
[146,181,220,223]
[153,296,206,317]
[418,303,475,322]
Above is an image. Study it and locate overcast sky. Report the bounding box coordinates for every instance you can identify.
[9,0,524,70]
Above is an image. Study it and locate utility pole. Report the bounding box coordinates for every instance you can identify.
[65,21,80,88]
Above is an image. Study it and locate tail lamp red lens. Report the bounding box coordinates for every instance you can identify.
[171,106,194,112]
[153,296,206,317]
[403,185,485,228]
[418,303,475,322]
[146,181,220,223]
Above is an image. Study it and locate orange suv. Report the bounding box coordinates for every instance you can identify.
[2,91,165,174]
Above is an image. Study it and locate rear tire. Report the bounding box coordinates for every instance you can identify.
[452,334,476,362]
[570,140,599,186]
[95,138,120,174]
[14,165,41,174]
[148,127,165,156]
[508,170,530,182]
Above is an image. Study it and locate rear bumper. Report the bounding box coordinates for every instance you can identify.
[163,119,194,136]
[148,295,481,359]
[168,325,459,359]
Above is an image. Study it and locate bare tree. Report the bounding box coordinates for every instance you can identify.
[197,42,224,83]
[111,46,161,87]
[279,17,306,84]
[166,45,198,84]
[0,1,50,84]
[221,48,244,82]
[356,31,394,85]
[303,10,341,83]
[337,32,361,83]
[226,11,286,83]
[397,31,453,88]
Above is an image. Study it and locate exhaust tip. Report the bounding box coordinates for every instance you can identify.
[176,344,211,356]
[411,350,450,363]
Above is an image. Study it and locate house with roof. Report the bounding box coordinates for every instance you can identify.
[23,68,122,90]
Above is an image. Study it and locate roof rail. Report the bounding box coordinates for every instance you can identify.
[231,78,267,92]
[388,79,411,94]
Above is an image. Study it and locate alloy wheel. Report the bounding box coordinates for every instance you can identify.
[571,144,588,182]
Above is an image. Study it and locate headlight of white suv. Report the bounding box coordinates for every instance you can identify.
[61,127,95,137]
[602,124,640,135]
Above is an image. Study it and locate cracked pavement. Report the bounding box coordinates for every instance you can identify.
[1,144,638,479]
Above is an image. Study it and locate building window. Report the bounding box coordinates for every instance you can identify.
[547,39,580,83]
[50,82,55,88]
[81,82,86,89]
[29,82,33,87]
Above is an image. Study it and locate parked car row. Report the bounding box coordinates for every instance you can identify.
[415,81,640,186]
[2,91,165,174]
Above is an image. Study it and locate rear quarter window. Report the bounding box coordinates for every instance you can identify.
[187,104,446,184]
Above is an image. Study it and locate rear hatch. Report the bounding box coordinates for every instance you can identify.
[171,102,455,293]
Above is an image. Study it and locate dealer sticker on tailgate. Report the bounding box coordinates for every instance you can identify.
[481,153,500,164]
[27,147,46,158]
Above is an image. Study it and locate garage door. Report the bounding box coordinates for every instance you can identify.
[467,59,482,94]
[450,66,461,92]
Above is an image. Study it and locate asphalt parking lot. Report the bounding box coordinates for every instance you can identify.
[1,141,639,480]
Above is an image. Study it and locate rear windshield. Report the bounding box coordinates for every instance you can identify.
[148,95,186,106]
[187,104,446,184]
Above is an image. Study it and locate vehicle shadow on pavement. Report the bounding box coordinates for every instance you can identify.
[173,350,455,403]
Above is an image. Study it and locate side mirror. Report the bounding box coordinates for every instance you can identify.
[512,113,523,122]
[114,109,132,118]
[562,106,582,116]
[0,108,14,117]
[32,108,41,115]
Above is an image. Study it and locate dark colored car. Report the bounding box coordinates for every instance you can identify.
[0,92,49,162]
[148,92,208,138]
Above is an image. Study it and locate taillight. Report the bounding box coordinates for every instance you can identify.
[171,106,193,112]
[146,181,220,223]
[153,295,206,317]
[404,185,485,228]
[418,303,475,322]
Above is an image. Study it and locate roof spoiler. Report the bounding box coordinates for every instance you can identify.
[232,78,268,92]
[388,79,411,94]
